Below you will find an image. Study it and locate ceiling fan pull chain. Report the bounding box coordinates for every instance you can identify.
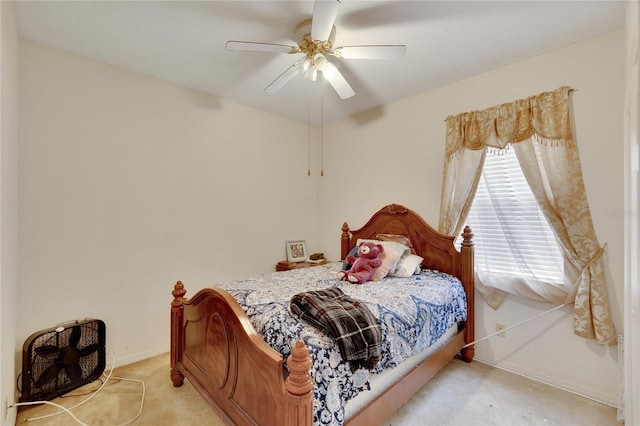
[308,96,312,176]
[321,75,325,177]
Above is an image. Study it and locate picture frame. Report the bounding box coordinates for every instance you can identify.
[285,240,307,262]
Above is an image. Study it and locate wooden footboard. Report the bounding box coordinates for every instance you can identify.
[170,281,313,426]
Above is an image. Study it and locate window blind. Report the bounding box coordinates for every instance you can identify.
[464,147,564,283]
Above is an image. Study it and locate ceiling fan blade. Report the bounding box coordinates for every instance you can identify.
[334,45,407,60]
[226,40,297,54]
[265,65,300,93]
[324,63,355,99]
[311,1,339,41]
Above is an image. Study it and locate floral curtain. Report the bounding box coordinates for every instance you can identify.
[439,86,617,345]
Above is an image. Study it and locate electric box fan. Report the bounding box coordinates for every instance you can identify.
[20,319,106,403]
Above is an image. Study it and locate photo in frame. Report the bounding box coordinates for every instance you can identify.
[286,240,307,262]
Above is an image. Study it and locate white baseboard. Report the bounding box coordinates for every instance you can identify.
[473,354,617,407]
[105,344,170,369]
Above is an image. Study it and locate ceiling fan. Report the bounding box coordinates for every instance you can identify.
[225,1,406,100]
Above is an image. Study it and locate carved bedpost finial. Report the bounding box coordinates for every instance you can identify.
[172,281,186,307]
[462,226,474,248]
[341,222,351,260]
[285,340,313,396]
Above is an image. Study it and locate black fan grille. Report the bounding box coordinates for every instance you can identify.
[21,319,106,402]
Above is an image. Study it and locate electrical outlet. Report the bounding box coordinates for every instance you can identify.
[3,397,8,420]
[496,323,506,337]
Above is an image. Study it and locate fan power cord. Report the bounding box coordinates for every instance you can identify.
[15,352,118,423]
[12,352,146,426]
[462,301,571,348]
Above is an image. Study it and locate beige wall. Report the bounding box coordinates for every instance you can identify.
[318,30,625,405]
[1,1,19,424]
[17,40,318,367]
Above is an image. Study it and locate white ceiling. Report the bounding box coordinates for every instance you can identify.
[14,1,627,125]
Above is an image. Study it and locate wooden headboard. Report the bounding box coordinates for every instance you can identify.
[340,203,474,291]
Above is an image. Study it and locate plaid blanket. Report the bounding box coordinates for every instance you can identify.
[289,287,381,370]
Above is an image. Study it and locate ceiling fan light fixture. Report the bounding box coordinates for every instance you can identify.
[295,56,311,73]
[313,53,328,70]
[322,61,337,80]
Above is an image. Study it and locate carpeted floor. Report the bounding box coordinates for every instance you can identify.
[15,353,618,426]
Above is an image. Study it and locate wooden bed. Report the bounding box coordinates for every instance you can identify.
[170,204,474,425]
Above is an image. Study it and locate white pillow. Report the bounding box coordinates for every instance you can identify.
[390,254,424,278]
[355,239,410,280]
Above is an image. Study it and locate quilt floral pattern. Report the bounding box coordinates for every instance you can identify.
[222,263,466,425]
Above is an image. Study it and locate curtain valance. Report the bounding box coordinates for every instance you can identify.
[445,86,574,156]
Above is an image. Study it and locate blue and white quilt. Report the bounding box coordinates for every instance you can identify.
[221,262,467,425]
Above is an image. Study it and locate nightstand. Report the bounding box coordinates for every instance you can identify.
[275,259,327,271]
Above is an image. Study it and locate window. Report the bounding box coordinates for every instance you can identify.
[442,87,616,343]
[462,147,564,284]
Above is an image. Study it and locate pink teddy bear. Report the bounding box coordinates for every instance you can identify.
[337,242,384,284]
